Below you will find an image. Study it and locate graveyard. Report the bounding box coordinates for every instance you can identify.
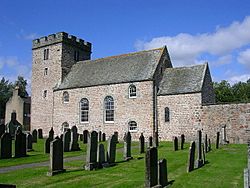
[0,128,247,187]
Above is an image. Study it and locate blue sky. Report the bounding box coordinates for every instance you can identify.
[1,0,250,93]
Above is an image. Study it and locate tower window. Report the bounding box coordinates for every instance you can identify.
[129,84,136,98]
[74,51,79,61]
[165,107,170,122]
[43,90,47,98]
[63,91,69,103]
[44,68,48,76]
[104,96,114,122]
[80,98,89,122]
[44,49,49,60]
[128,121,138,132]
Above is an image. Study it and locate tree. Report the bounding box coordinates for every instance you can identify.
[0,77,13,119]
[213,80,235,103]
[14,76,28,98]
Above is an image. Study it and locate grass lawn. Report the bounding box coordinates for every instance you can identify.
[0,141,247,188]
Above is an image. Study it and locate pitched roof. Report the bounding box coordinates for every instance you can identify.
[56,47,165,90]
[158,63,207,95]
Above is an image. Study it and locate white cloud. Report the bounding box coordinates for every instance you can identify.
[237,48,250,67]
[135,16,250,66]
[229,74,250,84]
[23,33,39,40]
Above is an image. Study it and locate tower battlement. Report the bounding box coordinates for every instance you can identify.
[32,32,91,51]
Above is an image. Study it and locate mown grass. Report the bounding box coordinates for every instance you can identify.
[0,141,247,188]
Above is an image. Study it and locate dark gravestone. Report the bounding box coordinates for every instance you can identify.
[49,127,54,140]
[45,137,52,153]
[47,137,65,176]
[102,133,106,142]
[107,134,117,164]
[6,112,22,137]
[204,134,208,153]
[0,123,5,138]
[79,134,83,141]
[139,133,145,153]
[60,134,63,141]
[38,129,43,139]
[158,159,168,187]
[202,143,206,165]
[0,132,12,159]
[83,130,88,144]
[32,129,37,143]
[15,131,26,158]
[181,134,185,150]
[124,132,132,160]
[0,184,16,188]
[149,136,153,147]
[85,131,98,170]
[145,147,158,188]
[97,143,106,168]
[195,130,203,168]
[98,131,102,142]
[173,136,178,151]
[114,131,119,143]
[70,126,80,151]
[26,133,33,151]
[216,132,220,149]
[63,129,71,152]
[187,141,196,172]
[153,131,159,147]
[208,138,211,152]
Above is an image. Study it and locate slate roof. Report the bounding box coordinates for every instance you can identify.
[158,63,207,95]
[56,47,165,90]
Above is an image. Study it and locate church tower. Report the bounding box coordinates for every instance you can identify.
[31,32,92,134]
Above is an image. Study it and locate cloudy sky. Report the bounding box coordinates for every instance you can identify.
[1,0,250,93]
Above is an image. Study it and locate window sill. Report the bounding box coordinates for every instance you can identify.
[80,122,89,124]
[129,96,137,99]
[105,121,114,124]
[129,130,138,133]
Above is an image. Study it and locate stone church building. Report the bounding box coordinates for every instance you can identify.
[31,32,250,143]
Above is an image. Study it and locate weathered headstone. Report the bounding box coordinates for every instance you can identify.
[0,132,12,159]
[45,137,52,153]
[187,141,196,172]
[208,138,211,152]
[204,134,208,153]
[47,137,65,176]
[0,123,5,138]
[83,130,88,144]
[173,136,178,151]
[216,132,220,149]
[26,133,33,151]
[97,143,106,168]
[195,130,203,168]
[149,136,153,147]
[6,112,22,137]
[38,129,43,139]
[139,133,145,153]
[15,131,26,158]
[49,127,54,140]
[124,132,133,160]
[158,159,168,187]
[98,131,102,142]
[145,147,158,188]
[202,143,206,165]
[32,129,37,143]
[102,133,106,142]
[222,125,229,144]
[85,131,98,170]
[181,134,185,150]
[107,134,117,164]
[63,129,71,152]
[244,168,250,188]
[114,131,119,143]
[70,126,80,151]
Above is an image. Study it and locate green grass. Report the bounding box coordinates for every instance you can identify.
[0,141,247,188]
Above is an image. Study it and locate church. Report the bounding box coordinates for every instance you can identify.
[31,32,250,143]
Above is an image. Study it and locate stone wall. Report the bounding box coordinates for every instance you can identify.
[52,81,155,140]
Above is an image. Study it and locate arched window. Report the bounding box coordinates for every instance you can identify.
[63,91,69,103]
[61,122,69,133]
[104,96,114,122]
[80,98,89,122]
[129,84,136,98]
[165,107,170,122]
[129,121,137,132]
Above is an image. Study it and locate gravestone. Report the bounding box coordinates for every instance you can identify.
[102,133,106,142]
[145,147,158,188]
[202,143,206,164]
[124,132,132,160]
[38,129,43,139]
[173,136,178,151]
[83,130,88,144]
[26,133,33,151]
[49,127,54,140]
[139,133,145,153]
[45,137,52,153]
[6,112,22,137]
[187,141,196,172]
[63,129,71,152]
[0,132,12,159]
[0,123,5,138]
[85,131,98,170]
[97,143,106,168]
[222,125,229,144]
[70,126,80,151]
[107,134,117,164]
[98,131,102,142]
[153,131,159,147]
[158,159,168,187]
[216,132,220,149]
[149,136,153,147]
[114,131,119,143]
[195,130,203,168]
[32,129,37,143]
[79,134,83,141]
[208,138,211,152]
[204,134,208,153]
[15,131,26,158]
[60,134,63,141]
[181,134,185,150]
[47,137,65,176]
[244,168,250,188]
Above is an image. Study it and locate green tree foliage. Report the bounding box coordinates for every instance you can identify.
[14,76,28,98]
[0,78,13,119]
[214,79,250,103]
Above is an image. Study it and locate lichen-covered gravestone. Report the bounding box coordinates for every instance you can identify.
[47,137,65,176]
[187,141,196,172]
[124,132,132,160]
[63,129,71,152]
[85,131,98,170]
[32,129,37,143]
[107,134,117,164]
[139,133,145,153]
[0,132,12,159]
[38,129,43,139]
[83,130,88,144]
[145,147,158,188]
[70,126,80,151]
[26,133,33,151]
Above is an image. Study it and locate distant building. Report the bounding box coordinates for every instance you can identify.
[5,86,31,130]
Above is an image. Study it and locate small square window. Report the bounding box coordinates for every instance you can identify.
[44,49,49,60]
[44,68,48,76]
[43,90,47,98]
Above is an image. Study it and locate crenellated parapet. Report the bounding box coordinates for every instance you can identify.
[32,32,91,51]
